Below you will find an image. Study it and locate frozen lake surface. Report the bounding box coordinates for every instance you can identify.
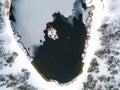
[12,0,90,83]
[12,0,75,56]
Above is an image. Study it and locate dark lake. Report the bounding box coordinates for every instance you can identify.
[11,0,89,84]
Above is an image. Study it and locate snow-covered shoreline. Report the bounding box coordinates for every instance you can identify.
[0,0,120,90]
[0,0,46,89]
[0,0,103,89]
[0,0,94,89]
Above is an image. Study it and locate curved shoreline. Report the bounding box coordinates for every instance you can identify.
[9,1,94,85]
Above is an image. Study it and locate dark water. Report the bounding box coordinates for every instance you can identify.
[32,12,87,83]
